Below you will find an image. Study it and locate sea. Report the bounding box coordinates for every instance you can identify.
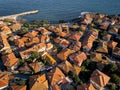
[0,0,120,23]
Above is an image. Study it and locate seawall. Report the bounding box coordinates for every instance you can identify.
[0,10,39,20]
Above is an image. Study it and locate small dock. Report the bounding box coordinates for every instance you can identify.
[0,10,39,20]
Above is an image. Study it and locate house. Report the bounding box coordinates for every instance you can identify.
[39,35,50,43]
[80,13,93,25]
[14,39,25,48]
[84,13,93,22]
[58,60,81,75]
[57,49,75,60]
[102,34,112,41]
[20,43,46,59]
[18,63,32,74]
[8,35,20,41]
[48,67,66,90]
[43,53,56,65]
[14,37,29,47]
[48,25,62,33]
[0,34,11,52]
[52,78,73,90]
[10,23,22,31]
[29,62,44,73]
[0,73,9,90]
[19,47,34,59]
[69,52,87,66]
[81,18,90,25]
[95,13,105,19]
[56,83,74,90]
[2,53,18,70]
[90,52,103,62]
[54,37,70,48]
[46,43,53,51]
[69,41,81,51]
[79,25,87,31]
[10,85,26,90]
[0,22,6,29]
[0,26,12,34]
[61,23,69,33]
[29,74,48,90]
[99,21,110,30]
[90,69,110,90]
[24,31,38,38]
[90,52,110,66]
[33,43,46,52]
[69,31,83,41]
[77,83,95,90]
[82,28,98,51]
[58,60,74,74]
[36,27,51,35]
[73,65,81,75]
[54,37,62,43]
[56,31,67,37]
[107,40,118,49]
[112,47,120,59]
[96,41,108,54]
[25,37,39,47]
[108,25,119,35]
[60,39,70,48]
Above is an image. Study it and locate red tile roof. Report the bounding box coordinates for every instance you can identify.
[69,52,87,66]
[90,69,110,88]
[69,31,83,41]
[0,73,9,89]
[2,53,18,68]
[77,83,95,90]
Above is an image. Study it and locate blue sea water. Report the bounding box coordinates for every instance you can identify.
[0,0,120,22]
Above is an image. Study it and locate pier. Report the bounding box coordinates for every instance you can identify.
[0,10,39,20]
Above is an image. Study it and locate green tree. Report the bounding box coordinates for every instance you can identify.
[82,59,90,68]
[68,71,83,85]
[41,58,47,65]
[18,80,26,85]
[33,19,50,28]
[20,27,29,35]
[111,74,120,85]
[109,63,118,72]
[109,83,116,90]
[41,20,50,27]
[19,59,24,65]
[30,51,41,60]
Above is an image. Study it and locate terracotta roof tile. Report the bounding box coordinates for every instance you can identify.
[0,73,9,89]
[69,52,87,66]
[2,53,18,68]
[77,83,95,90]
[0,26,12,34]
[48,67,65,86]
[107,41,118,49]
[69,31,83,41]
[57,49,75,60]
[24,31,38,38]
[10,85,26,90]
[10,23,22,31]
[29,74,48,90]
[90,69,110,88]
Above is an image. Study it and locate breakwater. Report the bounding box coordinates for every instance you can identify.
[0,10,39,20]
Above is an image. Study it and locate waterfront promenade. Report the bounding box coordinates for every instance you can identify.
[0,10,39,20]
